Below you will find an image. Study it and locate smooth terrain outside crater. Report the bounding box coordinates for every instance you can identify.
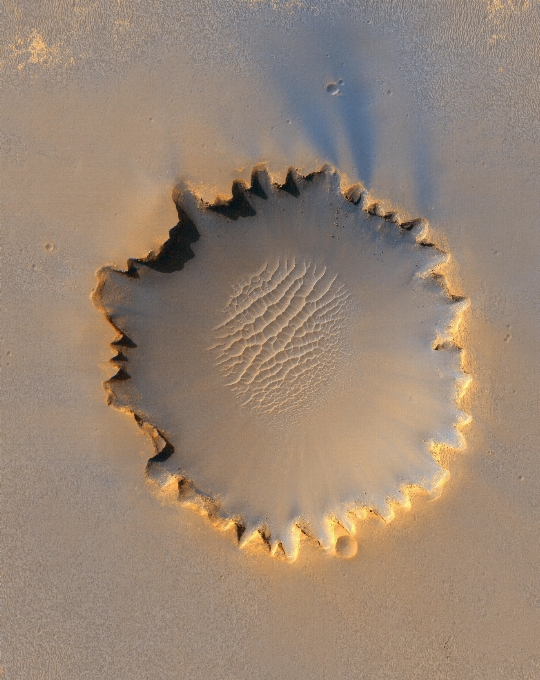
[95,167,469,561]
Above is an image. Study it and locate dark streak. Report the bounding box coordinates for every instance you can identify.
[135,205,200,274]
[148,439,175,464]
[209,180,256,220]
[249,169,268,200]
[345,187,363,205]
[259,529,272,549]
[401,219,422,231]
[123,261,140,278]
[111,333,137,348]
[279,169,300,197]
[108,367,131,382]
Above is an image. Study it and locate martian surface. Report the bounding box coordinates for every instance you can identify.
[3,1,540,678]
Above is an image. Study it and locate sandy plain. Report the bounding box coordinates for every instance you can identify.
[2,1,540,678]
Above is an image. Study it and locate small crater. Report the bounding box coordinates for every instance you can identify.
[44,242,54,252]
[335,535,357,559]
[326,82,340,96]
[503,333,511,342]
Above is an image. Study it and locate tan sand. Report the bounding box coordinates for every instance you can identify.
[3,1,540,678]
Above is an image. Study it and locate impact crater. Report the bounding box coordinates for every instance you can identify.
[93,165,470,561]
